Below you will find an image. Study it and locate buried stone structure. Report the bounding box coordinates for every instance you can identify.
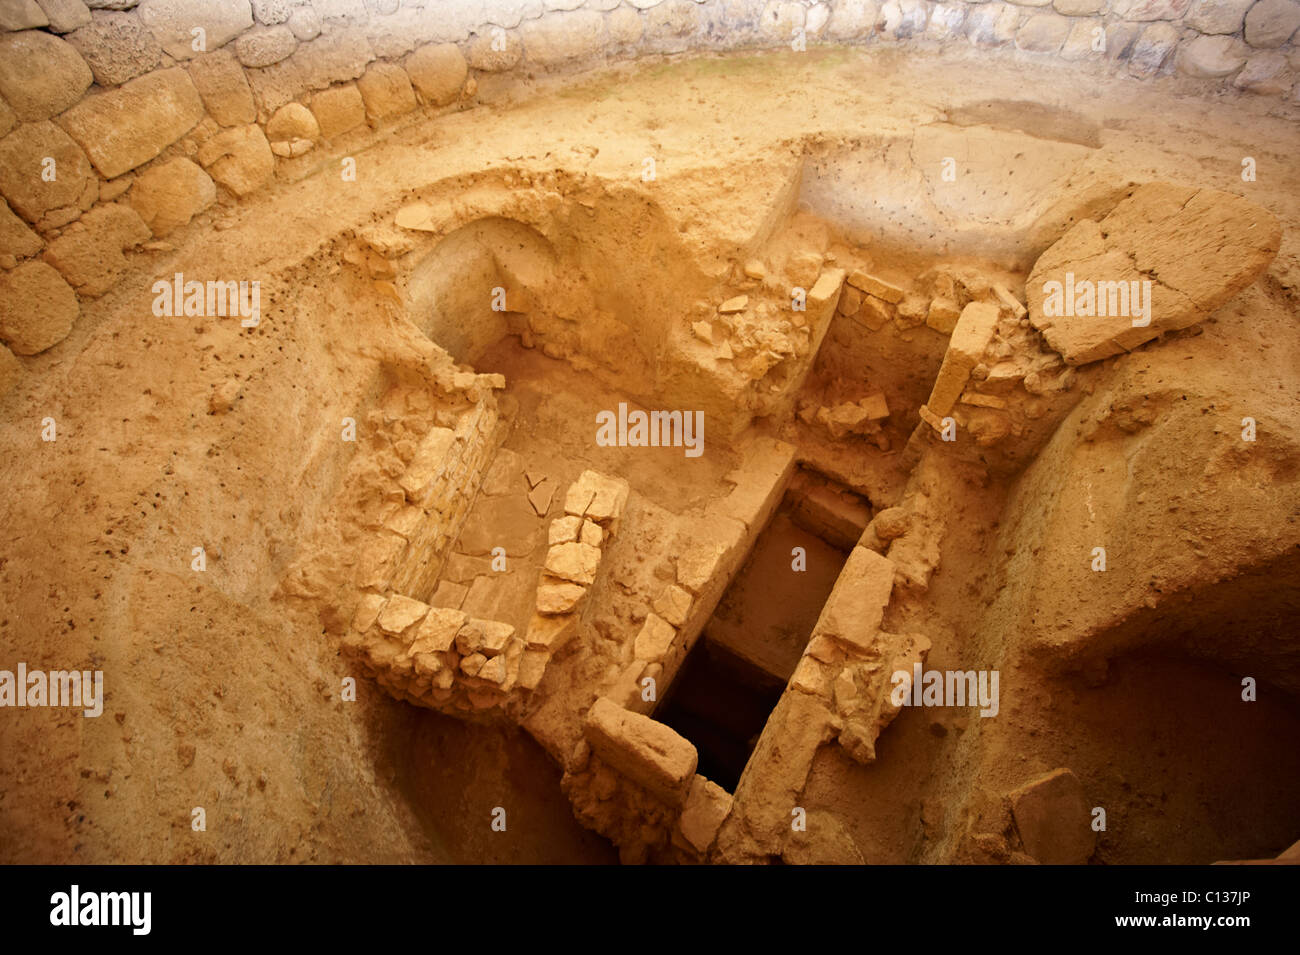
[1,5,1299,867]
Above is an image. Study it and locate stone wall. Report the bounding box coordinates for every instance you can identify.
[2,0,1297,360]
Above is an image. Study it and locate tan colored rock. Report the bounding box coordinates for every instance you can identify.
[633,612,676,662]
[926,296,961,334]
[196,124,274,197]
[847,270,904,303]
[524,611,577,652]
[653,584,692,627]
[583,697,698,806]
[817,546,894,651]
[234,24,297,67]
[376,593,429,634]
[0,31,92,123]
[1177,34,1248,78]
[0,341,24,399]
[266,101,319,142]
[455,618,513,657]
[1027,183,1281,365]
[0,0,49,30]
[397,426,454,500]
[38,0,93,33]
[350,593,386,632]
[926,301,999,414]
[519,9,604,66]
[563,469,629,524]
[544,541,601,585]
[718,295,748,314]
[187,50,256,126]
[0,260,79,355]
[408,607,465,654]
[1186,0,1253,33]
[992,283,1027,318]
[548,514,582,545]
[66,10,163,86]
[0,198,42,259]
[1245,0,1300,49]
[60,67,205,179]
[536,579,586,615]
[676,775,732,854]
[1009,768,1096,865]
[467,30,521,72]
[0,121,97,226]
[356,62,417,121]
[129,157,215,237]
[42,202,150,297]
[137,0,253,60]
[309,83,366,139]
[405,42,467,106]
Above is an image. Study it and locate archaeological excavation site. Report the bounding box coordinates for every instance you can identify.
[1,0,1299,876]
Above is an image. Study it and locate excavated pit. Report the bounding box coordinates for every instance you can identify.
[3,34,1299,870]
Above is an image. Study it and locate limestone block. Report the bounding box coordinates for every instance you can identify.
[266,101,319,143]
[42,202,150,297]
[0,197,42,259]
[195,123,274,196]
[926,301,999,415]
[1185,0,1254,33]
[544,541,601,585]
[519,9,604,66]
[66,10,162,86]
[377,593,429,634]
[187,50,257,126]
[234,24,297,67]
[0,122,96,227]
[0,260,79,355]
[815,546,894,652]
[676,775,732,854]
[356,62,417,120]
[137,0,254,60]
[846,269,904,303]
[408,607,466,653]
[633,612,677,662]
[467,29,521,71]
[536,578,586,614]
[1177,34,1247,78]
[60,67,204,179]
[653,584,692,628]
[1244,0,1300,48]
[405,42,466,105]
[0,0,49,30]
[1009,768,1096,865]
[583,697,698,807]
[0,30,92,122]
[128,157,214,236]
[309,83,366,139]
[524,611,577,652]
[398,426,455,499]
[38,0,93,33]
[350,593,387,632]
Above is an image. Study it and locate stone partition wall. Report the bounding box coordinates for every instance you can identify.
[2,0,1298,362]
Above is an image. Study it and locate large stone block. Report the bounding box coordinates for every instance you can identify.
[309,82,366,139]
[187,50,257,126]
[0,30,93,122]
[195,123,274,196]
[583,697,698,807]
[0,260,79,355]
[42,201,150,297]
[59,67,205,179]
[405,42,466,106]
[1009,768,1096,865]
[519,9,604,66]
[816,547,894,652]
[0,121,97,225]
[1244,0,1300,48]
[926,301,999,415]
[37,0,93,33]
[128,156,215,236]
[1027,183,1280,364]
[66,10,163,86]
[233,24,297,67]
[0,197,42,259]
[137,0,254,60]
[1185,0,1254,34]
[1177,34,1248,78]
[356,62,417,120]
[0,0,50,30]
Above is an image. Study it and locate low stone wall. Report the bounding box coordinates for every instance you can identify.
[1,0,1296,364]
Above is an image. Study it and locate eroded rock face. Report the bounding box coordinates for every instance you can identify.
[0,30,93,122]
[0,121,97,225]
[128,157,216,237]
[0,260,80,355]
[1027,183,1281,365]
[196,124,274,197]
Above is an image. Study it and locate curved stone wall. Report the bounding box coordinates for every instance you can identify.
[0,0,1297,361]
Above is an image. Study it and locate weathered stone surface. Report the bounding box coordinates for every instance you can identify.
[847,269,904,303]
[0,31,92,123]
[1053,0,1103,13]
[405,42,466,105]
[286,4,320,40]
[524,611,577,652]
[1059,17,1104,60]
[129,156,214,236]
[1121,0,1191,18]
[1177,34,1247,78]
[266,101,319,142]
[356,62,417,120]
[653,583,692,628]
[965,2,1019,47]
[633,612,677,662]
[0,0,48,30]
[606,4,643,44]
[233,23,297,67]
[466,29,522,71]
[250,0,288,24]
[1244,0,1300,48]
[66,11,162,86]
[879,0,930,37]
[1185,0,1254,33]
[137,0,253,59]
[0,341,23,399]
[817,547,894,651]
[519,9,604,66]
[196,123,274,196]
[42,201,149,296]
[1016,13,1070,53]
[187,49,256,126]
[1127,22,1179,77]
[455,618,513,657]
[408,607,465,654]
[563,469,629,524]
[0,121,96,225]
[1234,51,1293,92]
[544,541,601,585]
[1009,768,1095,865]
[583,697,698,807]
[0,197,41,259]
[927,301,999,415]
[37,0,94,33]
[309,83,366,139]
[59,67,204,179]
[676,775,732,854]
[1027,183,1281,365]
[0,260,79,355]
[377,593,428,634]
[288,30,374,90]
[536,579,586,614]
[0,99,13,140]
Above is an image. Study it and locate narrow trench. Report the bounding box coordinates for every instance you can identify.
[655,470,870,793]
